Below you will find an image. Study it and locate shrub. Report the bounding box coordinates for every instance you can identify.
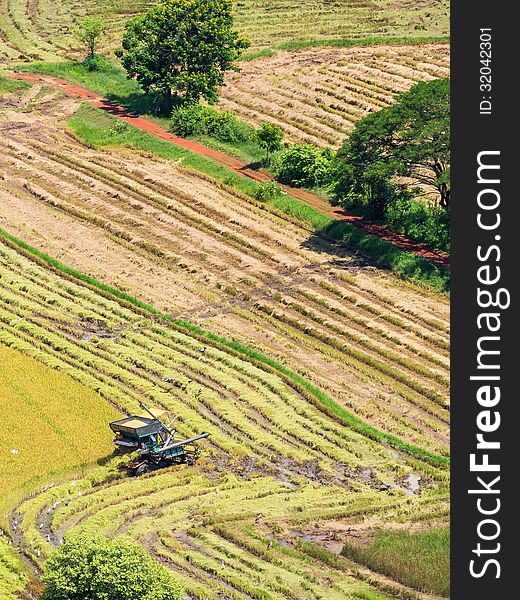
[170,104,253,143]
[386,198,450,252]
[42,535,182,600]
[83,55,111,72]
[275,144,333,188]
[254,181,286,202]
[109,120,130,135]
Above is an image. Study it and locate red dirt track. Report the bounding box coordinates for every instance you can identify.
[9,72,449,267]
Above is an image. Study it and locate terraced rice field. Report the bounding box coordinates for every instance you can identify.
[0,0,452,598]
[0,0,449,63]
[220,44,450,147]
[0,97,450,459]
[1,223,449,599]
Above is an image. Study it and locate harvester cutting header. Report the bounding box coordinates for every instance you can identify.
[110,403,209,476]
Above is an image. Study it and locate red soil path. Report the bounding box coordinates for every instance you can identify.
[9,72,449,267]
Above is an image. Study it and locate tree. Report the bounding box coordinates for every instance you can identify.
[77,17,105,62]
[256,122,284,163]
[116,0,250,112]
[42,535,182,600]
[333,78,450,212]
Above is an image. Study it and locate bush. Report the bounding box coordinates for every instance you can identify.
[254,181,287,202]
[82,55,111,72]
[170,104,253,143]
[332,178,449,253]
[386,198,450,252]
[42,535,182,600]
[275,144,333,188]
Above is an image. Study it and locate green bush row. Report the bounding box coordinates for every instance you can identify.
[170,103,254,144]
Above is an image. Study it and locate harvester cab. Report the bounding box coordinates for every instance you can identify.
[109,403,209,476]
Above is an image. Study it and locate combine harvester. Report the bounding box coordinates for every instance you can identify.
[110,403,209,476]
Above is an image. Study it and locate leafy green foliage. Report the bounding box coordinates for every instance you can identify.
[116,0,250,110]
[341,526,450,596]
[256,122,284,163]
[334,78,450,209]
[275,144,333,188]
[386,198,450,252]
[170,103,253,143]
[42,535,182,600]
[76,17,105,62]
[254,181,286,202]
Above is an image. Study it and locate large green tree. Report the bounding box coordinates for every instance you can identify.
[116,0,249,110]
[42,535,182,600]
[334,78,450,212]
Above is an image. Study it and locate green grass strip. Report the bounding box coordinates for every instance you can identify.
[0,75,31,92]
[241,35,450,61]
[0,227,449,469]
[0,226,161,315]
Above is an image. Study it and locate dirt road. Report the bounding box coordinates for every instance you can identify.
[8,72,449,267]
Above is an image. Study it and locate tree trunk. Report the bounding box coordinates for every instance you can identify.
[163,89,174,115]
[439,183,450,208]
[88,37,95,61]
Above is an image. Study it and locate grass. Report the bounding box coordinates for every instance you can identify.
[318,220,450,292]
[0,75,30,93]
[270,35,450,54]
[16,60,142,102]
[238,35,449,61]
[16,60,268,164]
[67,103,260,196]
[341,526,450,597]
[0,343,119,522]
[0,537,27,599]
[0,227,449,470]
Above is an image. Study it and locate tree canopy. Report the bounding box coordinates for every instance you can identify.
[334,78,450,211]
[42,535,182,600]
[116,0,249,110]
[256,122,284,163]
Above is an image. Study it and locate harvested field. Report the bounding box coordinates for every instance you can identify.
[0,67,451,597]
[220,44,450,147]
[0,98,450,457]
[0,0,449,63]
[1,231,449,599]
